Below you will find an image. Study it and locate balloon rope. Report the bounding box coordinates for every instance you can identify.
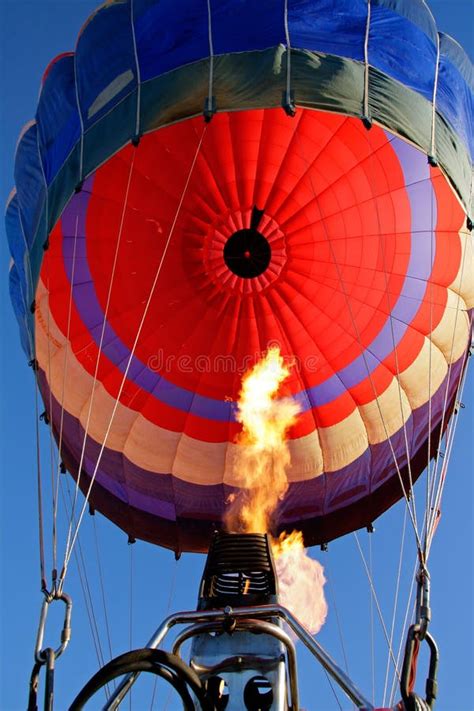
[33,371,48,592]
[128,543,134,711]
[283,0,292,104]
[388,556,418,706]
[321,567,350,710]
[294,127,423,553]
[59,149,137,587]
[130,0,142,140]
[353,532,400,681]
[424,215,471,556]
[46,287,60,586]
[59,125,207,588]
[16,189,49,591]
[369,534,375,705]
[59,471,110,698]
[430,32,440,161]
[364,131,421,539]
[425,329,471,558]
[424,176,435,564]
[206,0,214,107]
[92,514,114,665]
[74,51,85,184]
[150,559,178,711]
[50,212,79,589]
[324,560,350,676]
[381,505,408,706]
[323,669,344,711]
[363,0,371,122]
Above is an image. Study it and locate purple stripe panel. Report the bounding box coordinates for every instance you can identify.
[37,354,464,528]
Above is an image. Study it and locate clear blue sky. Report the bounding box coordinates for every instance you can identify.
[0,2,472,710]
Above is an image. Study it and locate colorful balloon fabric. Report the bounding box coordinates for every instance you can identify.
[7,0,473,552]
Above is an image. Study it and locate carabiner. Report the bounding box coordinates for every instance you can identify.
[415,566,431,641]
[34,592,72,664]
[400,625,439,710]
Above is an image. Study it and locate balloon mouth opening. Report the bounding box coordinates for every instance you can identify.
[223,228,272,278]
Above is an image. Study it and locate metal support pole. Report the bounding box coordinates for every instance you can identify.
[103,604,373,710]
[171,618,299,711]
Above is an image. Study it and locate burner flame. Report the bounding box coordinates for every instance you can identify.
[225,346,300,534]
[225,346,327,635]
[272,530,328,635]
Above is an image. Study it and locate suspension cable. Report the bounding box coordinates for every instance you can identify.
[92,514,114,665]
[424,222,471,555]
[425,331,472,558]
[33,369,48,593]
[59,125,207,590]
[294,125,423,554]
[151,559,179,711]
[382,505,408,706]
[388,557,418,706]
[60,474,110,697]
[51,213,80,591]
[353,532,400,681]
[61,153,137,583]
[46,287,59,587]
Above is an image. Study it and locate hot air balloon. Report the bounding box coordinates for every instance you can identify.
[5,0,472,709]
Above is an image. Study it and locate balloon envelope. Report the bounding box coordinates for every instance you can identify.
[7,0,473,552]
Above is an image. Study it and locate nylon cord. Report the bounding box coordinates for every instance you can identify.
[33,373,47,592]
[369,533,375,705]
[283,0,292,104]
[294,126,424,553]
[60,125,207,587]
[51,213,80,587]
[17,200,48,592]
[363,0,371,121]
[92,515,114,665]
[46,287,59,582]
[324,559,350,676]
[364,125,422,543]
[426,332,471,558]
[60,150,137,586]
[353,532,400,681]
[206,0,214,108]
[388,556,418,706]
[382,505,408,707]
[424,172,436,565]
[424,216,471,554]
[154,559,179,711]
[60,474,110,700]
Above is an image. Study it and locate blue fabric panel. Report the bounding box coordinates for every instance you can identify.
[369,0,437,100]
[9,263,32,358]
[5,195,27,296]
[36,55,80,186]
[371,0,437,42]
[288,0,367,61]
[6,193,33,356]
[134,0,209,81]
[211,0,285,55]
[438,33,474,160]
[14,124,47,250]
[76,1,137,130]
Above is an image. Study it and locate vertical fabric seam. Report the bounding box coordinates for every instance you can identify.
[430,31,440,162]
[130,0,142,139]
[363,0,372,122]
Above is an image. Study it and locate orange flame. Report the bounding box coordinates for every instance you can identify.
[272,530,328,634]
[225,346,327,635]
[225,346,301,533]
